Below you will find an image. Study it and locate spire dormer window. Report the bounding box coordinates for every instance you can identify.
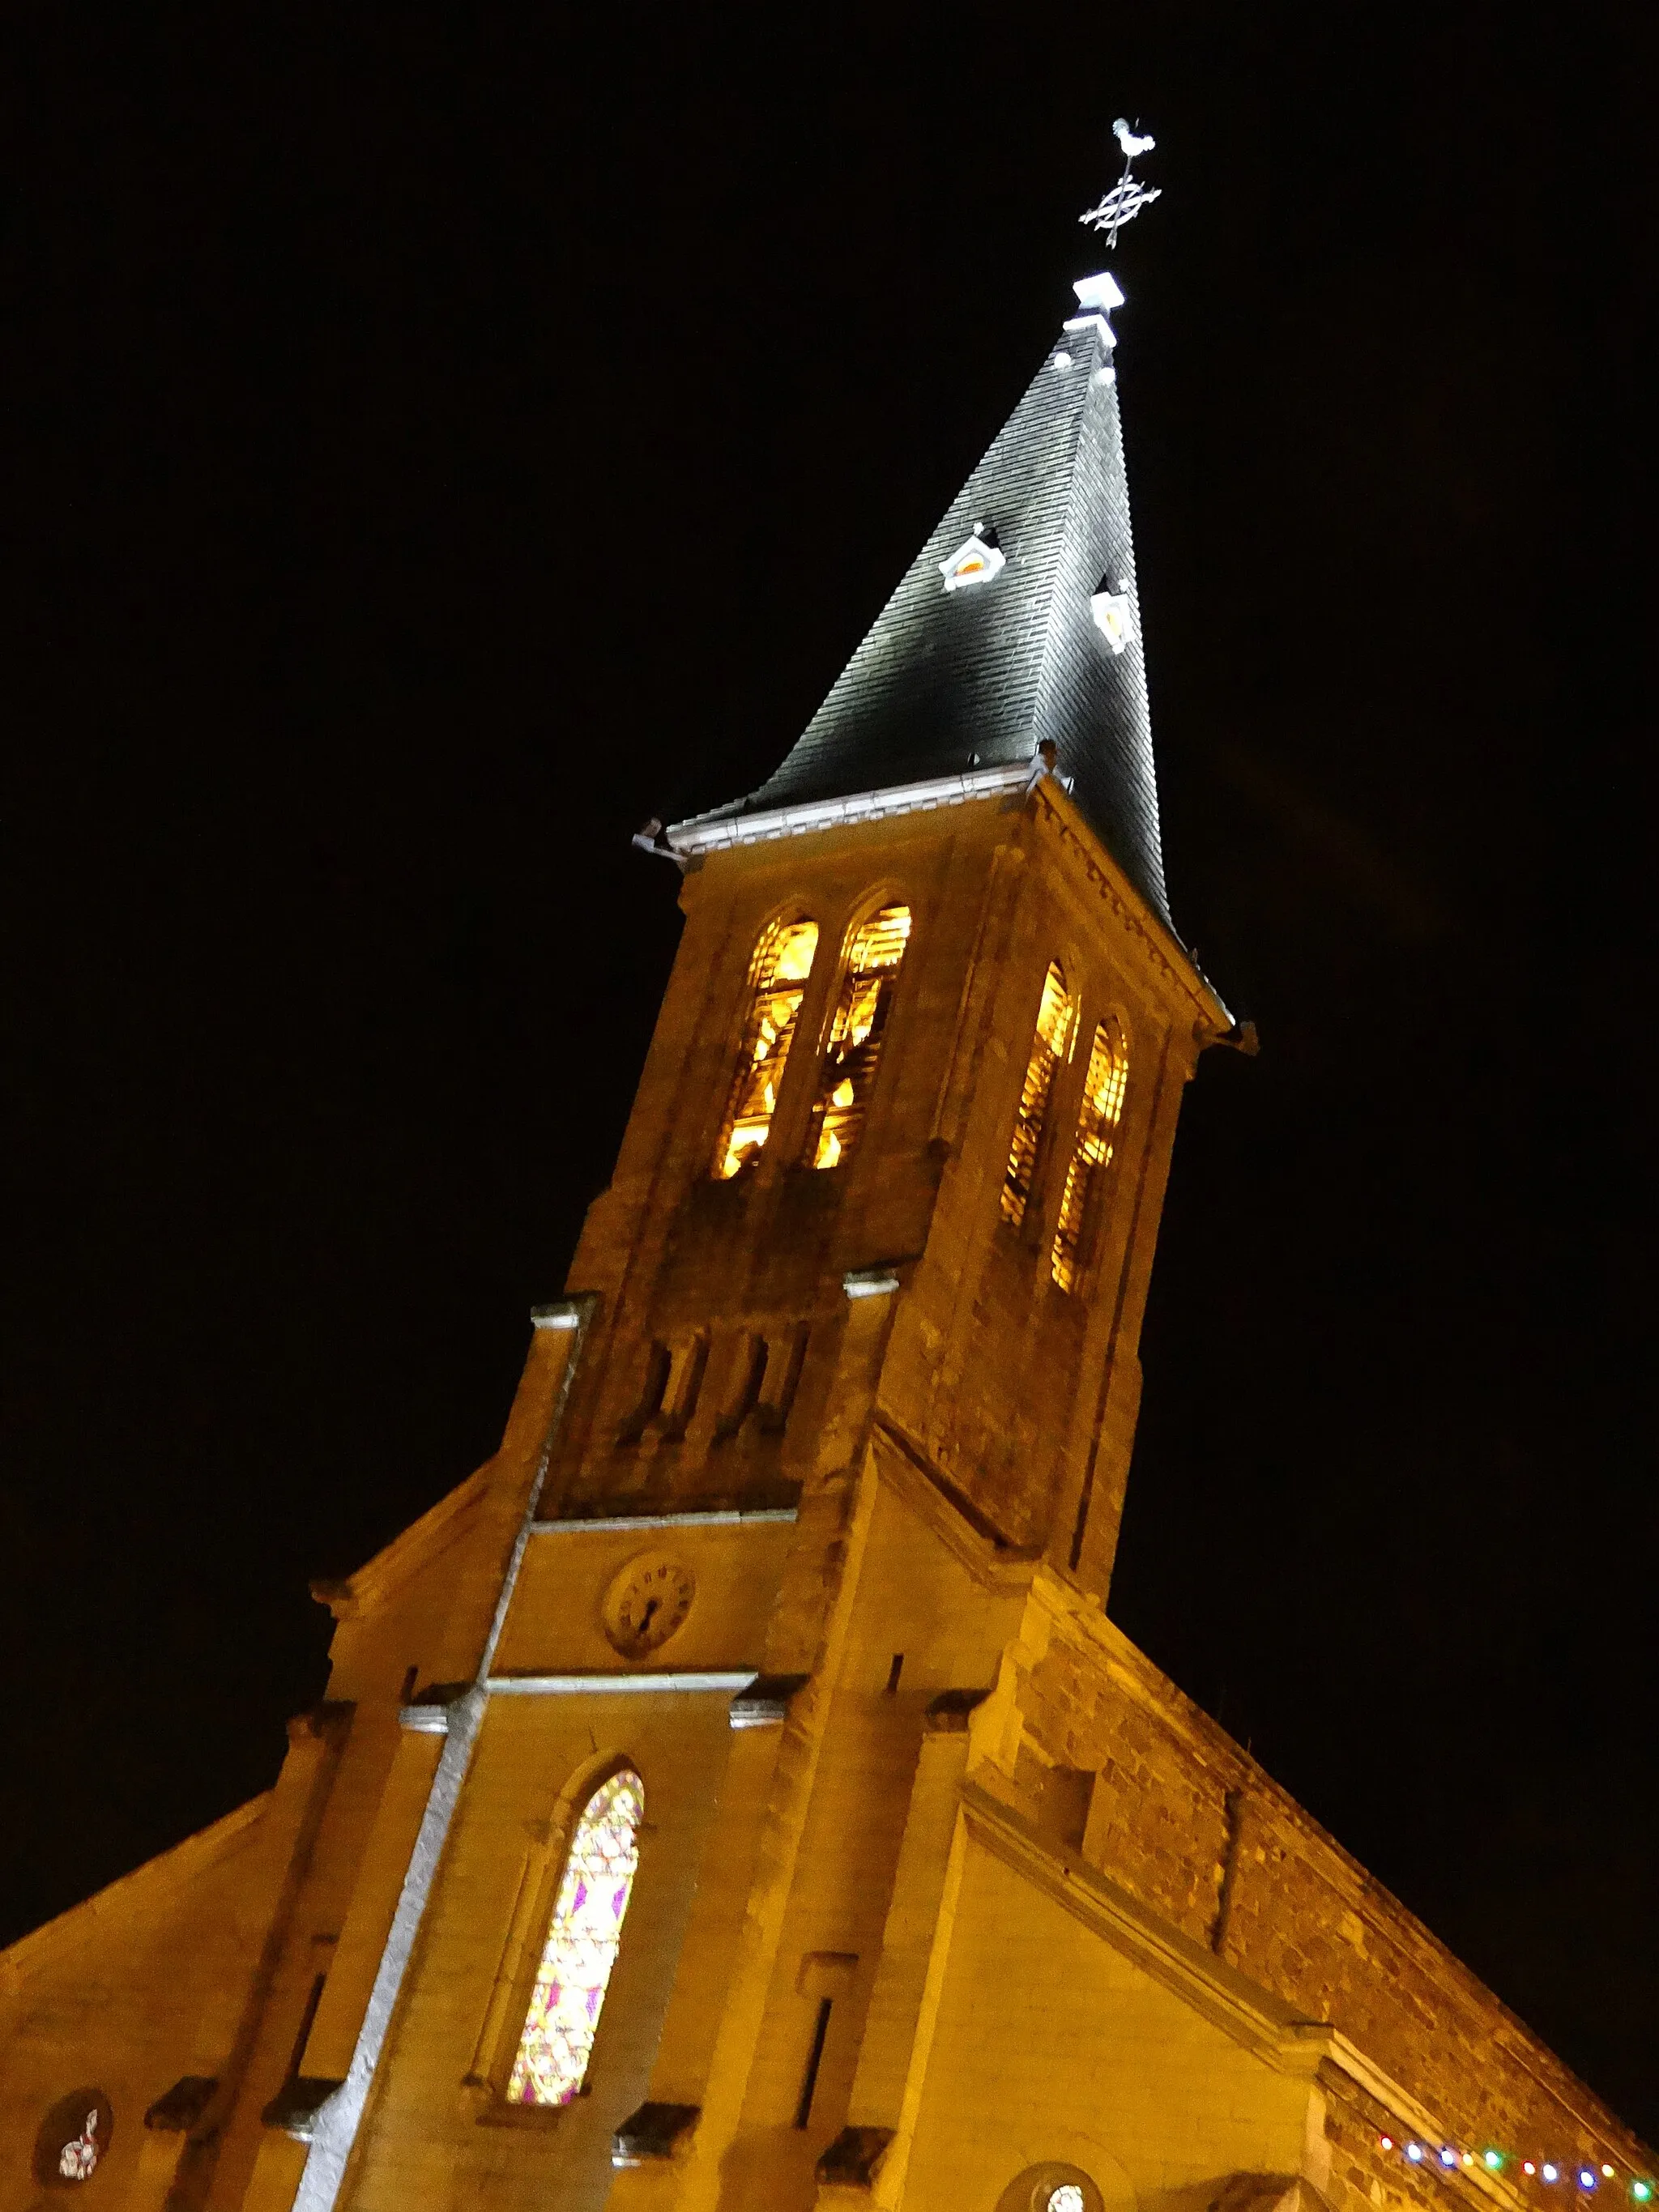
[714,918,821,1180]
[939,523,1004,592]
[1090,573,1136,654]
[808,905,913,1170]
[1001,962,1076,1230]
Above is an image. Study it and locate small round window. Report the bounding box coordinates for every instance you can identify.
[33,2090,113,2188]
[997,2162,1106,2212]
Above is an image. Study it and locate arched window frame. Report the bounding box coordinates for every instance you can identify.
[804,896,915,1171]
[476,1761,646,2116]
[1000,960,1077,1231]
[1050,1011,1129,1293]
[711,914,821,1181]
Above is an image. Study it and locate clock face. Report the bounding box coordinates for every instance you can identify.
[602,1552,697,1660]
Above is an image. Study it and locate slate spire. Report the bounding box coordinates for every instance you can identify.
[676,276,1169,926]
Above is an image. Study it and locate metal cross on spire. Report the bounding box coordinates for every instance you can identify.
[1079,117,1162,250]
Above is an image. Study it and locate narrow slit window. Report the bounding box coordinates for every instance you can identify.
[794,1997,834,2129]
[650,1334,708,1441]
[714,1334,768,1442]
[808,905,913,1170]
[714,919,821,1180]
[617,1342,672,1445]
[1051,1019,1128,1291]
[756,1323,809,1432]
[506,1768,645,2108]
[1000,961,1075,1228]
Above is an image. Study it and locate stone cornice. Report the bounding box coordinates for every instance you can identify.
[669,765,1030,855]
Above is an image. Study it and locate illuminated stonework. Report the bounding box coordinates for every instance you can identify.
[506,1769,644,2108]
[808,906,913,1169]
[1051,1018,1128,1291]
[1002,961,1075,1227]
[714,918,820,1178]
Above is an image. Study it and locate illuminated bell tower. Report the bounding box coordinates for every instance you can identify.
[543,263,1231,1593]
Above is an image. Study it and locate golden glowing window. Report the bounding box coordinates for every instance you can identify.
[714,918,820,1179]
[1000,961,1076,1228]
[1051,1020,1128,1291]
[506,1768,644,2108]
[808,905,913,1170]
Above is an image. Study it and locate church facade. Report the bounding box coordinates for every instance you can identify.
[2,270,1647,2212]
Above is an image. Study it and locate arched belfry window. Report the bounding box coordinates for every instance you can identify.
[1051,1018,1128,1291]
[1001,962,1076,1228]
[714,918,820,1179]
[808,905,913,1169]
[506,1767,645,2108]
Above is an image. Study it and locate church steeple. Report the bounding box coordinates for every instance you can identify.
[541,266,1230,1590]
[676,273,1169,928]
[11,148,1650,2212]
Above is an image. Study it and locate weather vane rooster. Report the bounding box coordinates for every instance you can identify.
[1079,117,1162,250]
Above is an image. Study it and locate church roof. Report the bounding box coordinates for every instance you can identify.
[675,281,1171,927]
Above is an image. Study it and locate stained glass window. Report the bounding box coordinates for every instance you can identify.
[31,2091,112,2190]
[1051,1019,1128,1291]
[58,2108,102,2181]
[506,1768,645,2108]
[1001,961,1076,1227]
[714,919,820,1179]
[807,905,913,1170]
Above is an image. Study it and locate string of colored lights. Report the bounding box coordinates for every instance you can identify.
[1375,2137,1652,2202]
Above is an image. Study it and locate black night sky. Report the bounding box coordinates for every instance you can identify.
[6,0,1657,2145]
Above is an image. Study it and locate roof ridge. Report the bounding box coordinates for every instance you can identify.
[0,1793,272,1989]
[310,1457,497,1621]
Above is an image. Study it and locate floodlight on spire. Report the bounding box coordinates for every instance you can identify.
[1080,117,1162,250]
